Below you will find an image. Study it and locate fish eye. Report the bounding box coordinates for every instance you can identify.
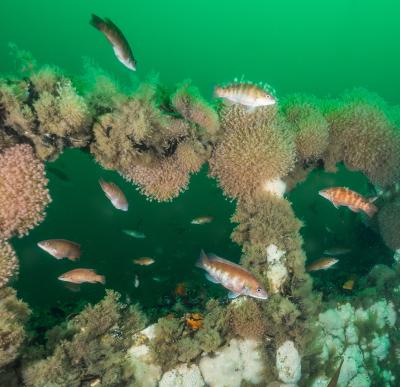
[256,287,262,292]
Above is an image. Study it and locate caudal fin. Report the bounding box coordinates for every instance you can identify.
[196,250,208,269]
[365,203,378,217]
[90,14,105,31]
[97,275,106,285]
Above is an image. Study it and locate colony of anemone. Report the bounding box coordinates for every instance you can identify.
[1,49,400,386]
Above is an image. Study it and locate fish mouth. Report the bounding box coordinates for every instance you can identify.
[57,276,66,282]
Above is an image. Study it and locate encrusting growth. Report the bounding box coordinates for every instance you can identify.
[0,144,51,239]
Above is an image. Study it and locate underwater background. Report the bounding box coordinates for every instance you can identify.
[1,1,400,386]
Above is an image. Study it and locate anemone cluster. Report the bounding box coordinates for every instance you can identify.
[1,50,400,386]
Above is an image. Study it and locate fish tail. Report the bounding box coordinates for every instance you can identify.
[90,14,106,31]
[365,203,378,217]
[97,275,106,284]
[196,249,209,269]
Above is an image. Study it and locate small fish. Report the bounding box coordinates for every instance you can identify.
[191,216,213,225]
[58,268,105,284]
[90,14,136,71]
[328,358,345,387]
[323,247,351,256]
[37,239,81,261]
[214,82,276,111]
[306,258,339,272]
[342,278,355,290]
[134,274,140,288]
[47,166,70,182]
[152,275,168,282]
[133,257,155,266]
[122,229,146,238]
[99,178,128,211]
[196,250,268,300]
[319,187,377,217]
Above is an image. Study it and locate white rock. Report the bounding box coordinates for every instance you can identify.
[266,244,288,294]
[159,364,205,387]
[199,338,264,387]
[276,340,301,384]
[266,244,286,264]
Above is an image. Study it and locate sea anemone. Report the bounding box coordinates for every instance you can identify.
[209,105,295,201]
[323,89,400,186]
[0,144,51,239]
[0,240,19,288]
[377,198,400,250]
[281,94,329,163]
[171,81,220,135]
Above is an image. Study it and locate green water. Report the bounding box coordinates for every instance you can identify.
[2,0,400,323]
[11,149,240,313]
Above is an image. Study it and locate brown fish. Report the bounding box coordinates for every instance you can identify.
[342,278,355,290]
[196,250,268,299]
[133,257,155,266]
[319,187,377,217]
[58,268,105,284]
[37,239,80,261]
[328,358,344,387]
[214,82,276,111]
[191,216,213,225]
[99,178,128,211]
[306,257,338,272]
[90,14,136,71]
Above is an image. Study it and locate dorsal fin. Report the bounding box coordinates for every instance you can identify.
[207,253,245,270]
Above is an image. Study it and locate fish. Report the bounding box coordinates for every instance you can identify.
[323,247,351,256]
[319,187,377,217]
[191,216,214,225]
[328,358,344,387]
[306,258,339,272]
[90,14,137,71]
[342,278,355,290]
[122,229,146,238]
[58,268,105,284]
[99,178,128,211]
[175,282,187,297]
[37,239,81,261]
[134,274,140,288]
[196,250,268,299]
[133,257,155,266]
[214,82,276,111]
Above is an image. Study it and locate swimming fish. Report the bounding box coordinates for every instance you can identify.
[342,278,355,290]
[214,82,276,111]
[319,187,377,217]
[191,216,213,225]
[328,358,345,387]
[122,229,146,238]
[306,258,339,272]
[196,250,268,299]
[90,14,137,71]
[58,268,105,284]
[99,178,128,211]
[37,239,81,261]
[133,257,155,266]
[323,247,351,256]
[134,274,140,288]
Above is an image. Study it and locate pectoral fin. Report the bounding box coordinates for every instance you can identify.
[349,206,359,213]
[205,273,220,284]
[228,291,240,299]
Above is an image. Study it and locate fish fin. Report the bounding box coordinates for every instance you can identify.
[332,202,339,209]
[364,204,378,217]
[228,292,240,299]
[98,275,106,285]
[207,254,244,270]
[90,14,105,30]
[205,273,220,284]
[368,196,378,203]
[245,106,256,113]
[196,250,209,269]
[64,283,81,292]
[349,206,360,213]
